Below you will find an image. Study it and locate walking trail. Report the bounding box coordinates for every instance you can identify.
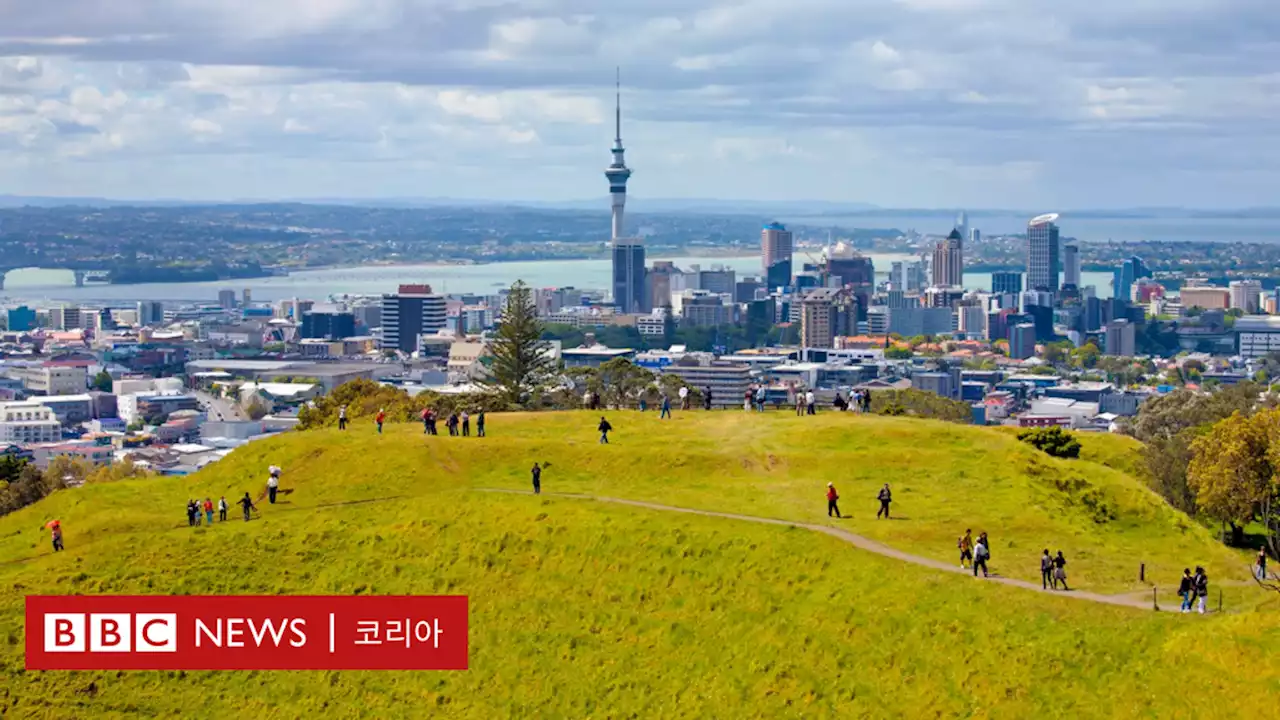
[478,488,1172,612]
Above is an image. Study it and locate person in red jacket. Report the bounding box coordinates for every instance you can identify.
[375,409,386,434]
[826,482,842,518]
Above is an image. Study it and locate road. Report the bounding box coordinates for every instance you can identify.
[194,389,246,422]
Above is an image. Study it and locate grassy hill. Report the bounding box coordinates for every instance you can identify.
[2,411,1277,717]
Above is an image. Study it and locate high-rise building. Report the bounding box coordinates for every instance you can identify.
[991,271,1023,295]
[824,242,873,320]
[137,301,164,326]
[647,261,680,309]
[1009,323,1037,360]
[1062,244,1081,289]
[931,229,964,288]
[1114,256,1149,302]
[969,228,981,245]
[955,210,969,245]
[696,267,737,296]
[243,289,253,307]
[7,306,36,332]
[217,289,237,310]
[762,222,793,288]
[800,287,858,349]
[1026,213,1061,293]
[890,261,925,292]
[301,309,356,340]
[1104,319,1136,357]
[381,284,447,353]
[1229,279,1263,314]
[1181,286,1229,310]
[605,70,646,313]
[49,305,83,331]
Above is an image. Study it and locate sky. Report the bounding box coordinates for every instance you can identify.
[0,0,1278,208]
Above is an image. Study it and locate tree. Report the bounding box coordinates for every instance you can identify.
[91,371,113,392]
[596,358,654,409]
[1070,343,1101,369]
[884,346,913,360]
[482,281,554,405]
[245,399,270,420]
[1188,411,1271,546]
[1017,426,1082,459]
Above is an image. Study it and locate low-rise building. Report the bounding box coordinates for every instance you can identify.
[0,401,61,445]
[660,359,751,409]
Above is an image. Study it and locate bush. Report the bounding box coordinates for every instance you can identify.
[1017,426,1082,459]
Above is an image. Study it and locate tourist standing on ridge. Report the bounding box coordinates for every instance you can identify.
[421,407,431,434]
[795,390,805,416]
[806,389,816,415]
[679,386,689,410]
[1041,549,1054,589]
[826,482,842,518]
[218,496,228,522]
[598,416,613,444]
[1258,546,1269,580]
[267,466,280,504]
[239,492,255,522]
[704,387,713,410]
[338,405,348,430]
[375,408,385,434]
[531,462,542,495]
[862,390,872,413]
[461,410,471,437]
[186,499,197,527]
[1053,551,1069,590]
[661,394,672,419]
[744,387,754,411]
[958,529,974,569]
[1193,566,1209,614]
[973,537,990,578]
[756,385,767,412]
[477,411,486,437]
[203,497,214,525]
[876,484,892,519]
[1178,568,1194,612]
[447,412,459,436]
[428,408,439,435]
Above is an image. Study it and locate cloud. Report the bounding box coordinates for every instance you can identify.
[0,0,1275,207]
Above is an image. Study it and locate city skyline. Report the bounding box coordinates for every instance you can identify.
[1,1,1277,208]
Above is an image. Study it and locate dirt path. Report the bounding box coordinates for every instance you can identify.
[478,488,1174,612]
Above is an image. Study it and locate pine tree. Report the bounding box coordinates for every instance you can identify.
[483,281,553,405]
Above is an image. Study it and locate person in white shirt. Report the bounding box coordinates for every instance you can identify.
[338,405,348,430]
[805,390,816,415]
[679,386,689,410]
[267,465,281,504]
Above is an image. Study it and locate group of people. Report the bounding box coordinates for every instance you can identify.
[1040,549,1070,590]
[1178,567,1211,614]
[824,482,893,519]
[957,529,994,577]
[186,496,235,525]
[420,407,485,437]
[834,389,873,414]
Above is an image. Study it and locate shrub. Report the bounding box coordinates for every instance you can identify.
[1017,426,1082,459]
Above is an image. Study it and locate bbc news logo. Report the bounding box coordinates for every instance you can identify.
[26,595,468,671]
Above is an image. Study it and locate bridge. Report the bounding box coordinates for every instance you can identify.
[0,267,110,290]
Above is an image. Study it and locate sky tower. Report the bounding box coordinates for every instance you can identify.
[605,68,632,240]
[606,69,645,313]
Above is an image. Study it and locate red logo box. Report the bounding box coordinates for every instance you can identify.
[26,595,468,671]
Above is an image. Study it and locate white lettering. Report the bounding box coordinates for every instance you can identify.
[225,618,245,648]
[134,614,177,652]
[194,618,220,648]
[249,618,287,648]
[289,618,307,648]
[90,614,131,652]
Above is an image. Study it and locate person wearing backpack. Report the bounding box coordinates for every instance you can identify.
[1193,567,1209,614]
[876,484,892,519]
[1178,568,1194,613]
[1041,549,1054,589]
[1052,551,1069,590]
[973,538,990,578]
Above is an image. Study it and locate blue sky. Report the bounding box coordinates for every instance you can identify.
[0,0,1277,207]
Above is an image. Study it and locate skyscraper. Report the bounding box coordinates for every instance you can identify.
[1113,256,1150,302]
[1062,243,1081,289]
[955,210,969,245]
[605,70,646,312]
[991,271,1023,295]
[381,284,446,353]
[1026,213,1061,293]
[931,229,964,287]
[761,221,793,288]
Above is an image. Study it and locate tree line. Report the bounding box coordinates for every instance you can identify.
[0,455,150,517]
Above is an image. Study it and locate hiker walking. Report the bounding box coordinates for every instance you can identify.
[238,492,255,522]
[679,386,689,411]
[1053,551,1069,591]
[661,395,672,419]
[826,482,842,518]
[338,405,348,430]
[598,416,613,444]
[477,411,486,437]
[973,536,990,578]
[461,410,471,437]
[876,484,892,519]
[958,529,974,569]
[267,465,280,504]
[1258,546,1269,580]
[50,521,64,552]
[375,408,385,434]
[203,497,214,525]
[531,462,542,495]
[1193,566,1209,614]
[218,495,228,522]
[1041,549,1054,589]
[1178,568,1194,612]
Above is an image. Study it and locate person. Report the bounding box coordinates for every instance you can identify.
[661,395,671,419]
[862,390,872,413]
[421,407,431,434]
[598,416,613,444]
[1053,551,1069,591]
[978,532,991,561]
[639,396,648,412]
[238,492,255,522]
[973,537,990,578]
[1258,546,1269,581]
[876,484,892,519]
[795,390,805,417]
[582,390,592,409]
[267,469,279,504]
[218,495,228,522]
[203,497,214,525]
[1041,549,1054,589]
[834,393,847,412]
[703,386,713,411]
[447,412,459,436]
[477,411,486,438]
[375,408,385,434]
[461,410,471,437]
[679,386,689,410]
[958,529,973,569]
[338,405,348,430]
[427,409,438,436]
[755,385,767,412]
[744,388,754,412]
[826,482,841,518]
[1178,568,1194,612]
[186,499,197,527]
[805,389,816,415]
[1194,566,1209,614]
[51,522,64,552]
[531,462,542,495]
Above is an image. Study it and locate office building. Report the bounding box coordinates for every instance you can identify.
[1009,323,1037,360]
[218,289,237,310]
[734,277,763,303]
[1063,244,1081,289]
[1237,316,1280,359]
[887,307,953,337]
[991,271,1023,295]
[890,261,926,292]
[1180,286,1229,310]
[381,284,447,353]
[7,306,36,332]
[137,300,165,326]
[1104,319,1136,357]
[301,309,357,340]
[762,222,793,288]
[1026,213,1061,293]
[931,229,965,287]
[661,360,751,410]
[11,362,89,396]
[956,306,987,338]
[1114,256,1150,303]
[0,401,62,445]
[1229,280,1263,314]
[696,267,736,297]
[970,227,981,245]
[49,305,83,331]
[647,261,679,309]
[800,287,858,349]
[677,291,732,327]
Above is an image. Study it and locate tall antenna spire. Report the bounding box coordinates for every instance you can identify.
[614,66,622,143]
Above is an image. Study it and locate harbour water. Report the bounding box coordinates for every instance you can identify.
[1,253,1114,305]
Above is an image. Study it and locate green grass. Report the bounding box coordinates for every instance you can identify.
[2,411,1278,717]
